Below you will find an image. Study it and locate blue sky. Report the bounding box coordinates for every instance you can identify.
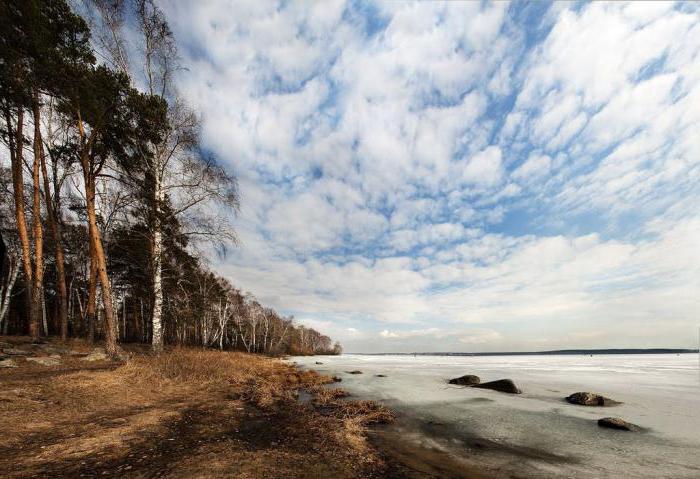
[161,1,700,352]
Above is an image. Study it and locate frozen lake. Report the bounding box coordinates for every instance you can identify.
[292,354,700,478]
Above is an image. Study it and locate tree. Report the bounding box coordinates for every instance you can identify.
[0,230,21,331]
[0,0,341,358]
[86,0,239,352]
[40,99,70,339]
[57,65,148,357]
[1,0,93,338]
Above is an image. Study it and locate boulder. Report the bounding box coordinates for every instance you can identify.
[375,374,387,378]
[331,376,342,382]
[472,379,521,394]
[2,348,33,356]
[0,358,18,368]
[346,370,363,375]
[315,361,324,365]
[566,392,619,407]
[38,345,70,356]
[598,417,638,431]
[26,356,60,367]
[448,375,481,386]
[82,348,108,362]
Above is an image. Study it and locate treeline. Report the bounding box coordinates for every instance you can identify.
[0,0,340,358]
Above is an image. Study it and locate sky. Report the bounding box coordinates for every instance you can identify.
[159,1,700,353]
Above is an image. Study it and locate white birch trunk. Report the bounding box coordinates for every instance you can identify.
[0,254,20,329]
[151,158,164,352]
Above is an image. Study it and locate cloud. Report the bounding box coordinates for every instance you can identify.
[458,330,503,345]
[159,1,700,352]
[380,328,442,340]
[462,146,504,186]
[512,153,552,182]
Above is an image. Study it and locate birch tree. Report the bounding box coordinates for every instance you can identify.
[0,232,20,331]
[87,0,239,352]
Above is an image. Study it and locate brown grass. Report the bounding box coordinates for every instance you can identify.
[0,338,395,479]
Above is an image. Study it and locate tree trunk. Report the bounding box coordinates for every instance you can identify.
[6,107,36,333]
[0,253,20,329]
[86,244,97,343]
[38,119,69,340]
[31,99,44,340]
[151,158,164,352]
[84,173,119,358]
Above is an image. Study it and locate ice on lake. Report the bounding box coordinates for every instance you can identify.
[292,353,700,478]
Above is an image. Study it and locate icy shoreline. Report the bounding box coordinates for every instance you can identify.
[292,353,700,478]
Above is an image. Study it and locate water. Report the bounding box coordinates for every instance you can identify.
[291,354,700,478]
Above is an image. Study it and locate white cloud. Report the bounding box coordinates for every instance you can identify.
[462,146,503,186]
[159,1,700,352]
[458,329,503,345]
[512,153,552,182]
[380,328,442,340]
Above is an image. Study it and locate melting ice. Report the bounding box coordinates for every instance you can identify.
[292,353,700,478]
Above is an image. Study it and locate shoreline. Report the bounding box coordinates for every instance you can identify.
[294,353,700,478]
[4,336,696,478]
[0,336,396,478]
[298,369,573,479]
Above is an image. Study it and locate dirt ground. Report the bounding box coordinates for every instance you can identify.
[0,336,478,479]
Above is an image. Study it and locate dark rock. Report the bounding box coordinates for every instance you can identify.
[448,374,481,386]
[566,392,619,406]
[346,370,363,374]
[472,379,521,394]
[598,417,638,431]
[315,361,323,365]
[375,374,387,378]
[332,376,342,382]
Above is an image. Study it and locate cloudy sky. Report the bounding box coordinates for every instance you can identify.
[160,1,700,352]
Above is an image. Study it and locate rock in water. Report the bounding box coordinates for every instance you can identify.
[346,370,363,374]
[332,376,342,382]
[472,379,521,394]
[0,359,18,368]
[598,417,638,431]
[315,361,323,365]
[26,356,60,366]
[567,392,619,406]
[448,375,481,386]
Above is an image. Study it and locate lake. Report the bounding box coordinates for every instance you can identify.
[292,353,700,478]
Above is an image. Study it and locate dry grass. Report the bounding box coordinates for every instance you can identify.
[0,338,395,478]
[312,386,351,405]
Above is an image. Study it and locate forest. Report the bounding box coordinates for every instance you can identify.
[0,0,341,359]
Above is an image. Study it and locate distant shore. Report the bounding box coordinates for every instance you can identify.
[352,348,699,356]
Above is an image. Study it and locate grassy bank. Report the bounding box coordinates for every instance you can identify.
[0,337,396,478]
